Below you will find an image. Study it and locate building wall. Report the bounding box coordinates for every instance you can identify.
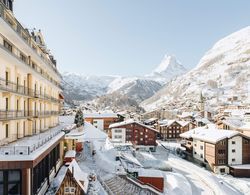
[111,128,126,143]
[242,137,250,164]
[85,117,119,133]
[110,123,157,146]
[160,122,186,140]
[205,142,215,168]
[228,136,242,165]
[193,139,205,162]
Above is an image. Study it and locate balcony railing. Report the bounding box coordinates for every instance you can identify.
[0,77,60,103]
[0,36,60,88]
[0,126,62,154]
[0,110,59,120]
[0,2,61,79]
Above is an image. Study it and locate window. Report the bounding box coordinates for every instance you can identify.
[232,149,235,153]
[140,132,143,135]
[200,146,203,150]
[200,154,203,158]
[220,140,226,145]
[4,40,12,52]
[218,150,226,155]
[0,170,21,195]
[232,158,235,162]
[114,129,122,133]
[140,138,143,141]
[114,135,122,139]
[244,140,250,144]
[20,52,27,63]
[232,141,235,145]
[218,159,225,165]
[5,98,9,110]
[5,124,9,138]
[194,152,197,155]
[5,71,9,85]
[220,168,225,173]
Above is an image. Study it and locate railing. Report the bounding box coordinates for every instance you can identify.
[0,2,61,78]
[0,36,60,88]
[0,110,59,120]
[0,127,62,155]
[0,77,60,103]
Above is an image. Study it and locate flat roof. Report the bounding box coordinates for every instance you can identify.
[84,113,118,118]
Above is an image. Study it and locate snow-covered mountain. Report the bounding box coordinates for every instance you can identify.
[141,26,250,111]
[146,55,187,83]
[62,55,186,106]
[62,73,117,102]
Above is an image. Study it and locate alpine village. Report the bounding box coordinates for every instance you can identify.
[0,1,250,195]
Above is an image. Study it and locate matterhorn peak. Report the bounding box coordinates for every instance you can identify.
[146,54,187,83]
[153,54,180,73]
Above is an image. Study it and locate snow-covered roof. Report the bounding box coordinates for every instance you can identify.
[84,113,118,118]
[120,153,143,167]
[109,119,159,133]
[160,120,190,127]
[64,150,76,158]
[138,168,164,178]
[229,164,250,170]
[179,112,195,118]
[180,127,239,144]
[77,122,107,142]
[144,118,158,124]
[64,128,84,140]
[68,159,89,193]
[239,123,250,131]
[221,118,244,129]
[0,125,64,161]
[195,117,211,124]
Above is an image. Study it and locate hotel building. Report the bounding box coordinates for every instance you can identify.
[0,1,64,194]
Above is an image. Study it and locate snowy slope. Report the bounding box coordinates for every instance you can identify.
[141,26,250,111]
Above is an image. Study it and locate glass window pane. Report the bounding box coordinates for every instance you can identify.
[8,183,21,195]
[8,171,20,182]
[0,184,3,194]
[0,171,3,182]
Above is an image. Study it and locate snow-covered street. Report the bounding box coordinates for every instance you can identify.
[154,142,244,195]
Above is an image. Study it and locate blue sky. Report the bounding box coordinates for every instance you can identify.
[14,1,250,76]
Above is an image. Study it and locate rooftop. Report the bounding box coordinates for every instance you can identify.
[0,125,64,161]
[180,127,240,144]
[84,112,118,118]
[109,119,159,133]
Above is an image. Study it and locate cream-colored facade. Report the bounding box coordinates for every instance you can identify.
[0,2,61,146]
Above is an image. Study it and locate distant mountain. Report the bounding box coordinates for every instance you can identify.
[141,26,250,111]
[62,54,187,109]
[145,54,187,83]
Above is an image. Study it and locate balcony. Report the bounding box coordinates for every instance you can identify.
[0,125,63,155]
[0,77,60,103]
[0,110,59,121]
[0,37,60,88]
[0,2,61,79]
[0,110,28,120]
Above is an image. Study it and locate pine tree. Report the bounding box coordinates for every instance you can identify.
[74,109,84,127]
